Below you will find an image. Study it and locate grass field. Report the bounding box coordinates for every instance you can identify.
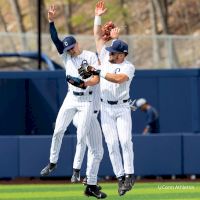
[0,182,200,200]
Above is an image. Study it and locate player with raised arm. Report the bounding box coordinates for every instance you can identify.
[92,0,136,196]
[40,5,106,199]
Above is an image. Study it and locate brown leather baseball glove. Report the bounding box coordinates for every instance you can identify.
[101,21,116,42]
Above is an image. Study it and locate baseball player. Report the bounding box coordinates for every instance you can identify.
[71,61,103,185]
[136,98,160,134]
[92,0,135,196]
[72,83,103,185]
[71,23,116,185]
[40,5,106,199]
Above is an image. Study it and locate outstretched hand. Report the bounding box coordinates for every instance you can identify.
[110,27,120,40]
[95,0,107,16]
[48,5,56,22]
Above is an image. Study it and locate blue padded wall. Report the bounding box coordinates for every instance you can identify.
[132,69,200,134]
[19,135,76,177]
[0,79,26,135]
[183,134,200,174]
[27,79,59,135]
[0,137,19,177]
[158,77,192,133]
[134,134,182,175]
[0,69,200,135]
[1,134,200,178]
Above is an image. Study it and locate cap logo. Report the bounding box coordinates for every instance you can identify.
[64,41,68,47]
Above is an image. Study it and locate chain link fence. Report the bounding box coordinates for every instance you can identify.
[0,32,200,69]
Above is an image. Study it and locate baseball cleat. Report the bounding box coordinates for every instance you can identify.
[71,169,81,183]
[84,185,107,199]
[82,177,87,185]
[40,163,57,176]
[121,174,135,192]
[118,176,126,196]
[82,177,102,190]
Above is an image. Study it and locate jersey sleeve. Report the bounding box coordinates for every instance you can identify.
[49,22,64,54]
[120,63,135,80]
[99,45,108,62]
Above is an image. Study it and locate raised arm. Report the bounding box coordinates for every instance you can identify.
[48,5,64,54]
[93,0,107,54]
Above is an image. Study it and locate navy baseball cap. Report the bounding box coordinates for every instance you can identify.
[106,39,128,54]
[62,36,76,52]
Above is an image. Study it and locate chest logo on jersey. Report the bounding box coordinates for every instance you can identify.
[114,68,120,74]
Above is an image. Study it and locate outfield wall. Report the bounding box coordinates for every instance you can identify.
[0,134,200,178]
[0,69,200,135]
[0,69,200,177]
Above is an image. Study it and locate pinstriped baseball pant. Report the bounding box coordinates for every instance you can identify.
[49,93,93,166]
[73,112,104,185]
[101,103,134,178]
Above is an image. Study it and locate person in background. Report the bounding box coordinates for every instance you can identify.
[136,98,160,134]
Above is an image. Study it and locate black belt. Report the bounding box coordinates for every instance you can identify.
[94,110,98,113]
[73,91,92,96]
[101,98,129,105]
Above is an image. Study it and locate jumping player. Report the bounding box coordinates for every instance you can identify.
[92,0,136,196]
[40,5,106,199]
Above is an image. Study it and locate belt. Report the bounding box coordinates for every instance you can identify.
[73,91,92,96]
[94,110,98,113]
[101,98,129,105]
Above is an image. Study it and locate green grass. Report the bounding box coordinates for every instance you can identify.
[0,182,200,200]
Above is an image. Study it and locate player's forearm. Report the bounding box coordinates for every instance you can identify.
[49,22,64,54]
[143,126,150,134]
[103,73,128,84]
[84,76,100,86]
[94,16,105,54]
[93,16,102,40]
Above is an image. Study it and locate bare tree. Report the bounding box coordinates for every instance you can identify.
[0,8,17,52]
[152,0,179,68]
[150,0,161,67]
[28,0,37,32]
[9,0,28,50]
[119,0,130,34]
[41,0,48,32]
[63,0,74,34]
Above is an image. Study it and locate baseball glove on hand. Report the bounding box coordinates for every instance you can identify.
[86,66,101,76]
[78,60,93,79]
[101,21,116,42]
[66,75,86,89]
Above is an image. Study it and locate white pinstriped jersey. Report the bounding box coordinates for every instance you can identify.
[92,84,100,111]
[60,50,99,97]
[99,46,135,101]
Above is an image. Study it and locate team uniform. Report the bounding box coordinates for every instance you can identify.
[44,22,103,186]
[50,51,99,185]
[99,45,135,178]
[72,83,103,183]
